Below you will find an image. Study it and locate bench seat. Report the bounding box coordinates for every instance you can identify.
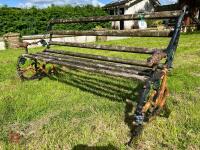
[23,49,154,81]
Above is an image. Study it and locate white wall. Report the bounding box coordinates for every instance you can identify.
[24,36,97,48]
[51,36,96,43]
[107,36,128,41]
[111,0,154,30]
[25,36,129,48]
[0,40,5,50]
[125,0,154,29]
[0,35,129,50]
[112,21,120,30]
[112,8,120,29]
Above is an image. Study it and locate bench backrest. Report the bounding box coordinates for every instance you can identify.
[46,6,188,69]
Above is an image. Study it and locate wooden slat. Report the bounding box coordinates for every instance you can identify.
[23,54,148,81]
[32,53,151,76]
[49,10,181,24]
[45,49,151,67]
[49,41,161,54]
[39,52,153,72]
[49,29,173,37]
[155,4,179,12]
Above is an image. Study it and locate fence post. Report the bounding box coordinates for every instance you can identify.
[94,28,107,42]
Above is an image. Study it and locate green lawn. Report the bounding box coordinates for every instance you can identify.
[0,33,200,149]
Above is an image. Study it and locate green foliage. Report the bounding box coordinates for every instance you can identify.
[0,5,109,36]
[146,19,163,27]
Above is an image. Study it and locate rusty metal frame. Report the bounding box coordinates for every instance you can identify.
[133,6,188,126]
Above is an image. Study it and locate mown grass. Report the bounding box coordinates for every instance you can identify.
[0,33,200,149]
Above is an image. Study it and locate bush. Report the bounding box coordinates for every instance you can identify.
[0,5,110,36]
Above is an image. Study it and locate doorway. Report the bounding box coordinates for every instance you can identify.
[119,8,125,30]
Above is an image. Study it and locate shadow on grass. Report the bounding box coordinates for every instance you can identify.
[72,144,118,150]
[49,67,143,102]
[48,67,144,146]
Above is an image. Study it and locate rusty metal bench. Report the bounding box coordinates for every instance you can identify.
[17,7,188,131]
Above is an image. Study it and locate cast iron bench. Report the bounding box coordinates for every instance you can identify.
[17,7,187,128]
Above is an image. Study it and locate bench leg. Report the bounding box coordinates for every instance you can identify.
[134,68,169,126]
[17,56,47,80]
[134,80,151,125]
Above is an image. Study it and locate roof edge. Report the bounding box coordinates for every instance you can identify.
[103,0,129,9]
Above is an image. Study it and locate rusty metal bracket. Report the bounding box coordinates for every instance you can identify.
[134,68,169,125]
[18,39,48,54]
[147,50,167,67]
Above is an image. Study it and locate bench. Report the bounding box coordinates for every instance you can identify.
[17,7,188,130]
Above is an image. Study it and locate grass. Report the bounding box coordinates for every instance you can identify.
[0,33,200,149]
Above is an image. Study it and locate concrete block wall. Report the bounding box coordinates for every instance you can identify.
[0,34,129,50]
[0,37,5,50]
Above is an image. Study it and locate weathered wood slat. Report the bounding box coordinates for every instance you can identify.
[49,29,173,37]
[45,49,151,67]
[40,51,153,72]
[155,4,179,12]
[24,54,148,81]
[31,53,150,76]
[49,10,181,24]
[49,41,161,54]
[34,52,151,76]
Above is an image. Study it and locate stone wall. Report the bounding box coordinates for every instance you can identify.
[3,33,21,49]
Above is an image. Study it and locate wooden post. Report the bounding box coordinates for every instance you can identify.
[94,28,108,42]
